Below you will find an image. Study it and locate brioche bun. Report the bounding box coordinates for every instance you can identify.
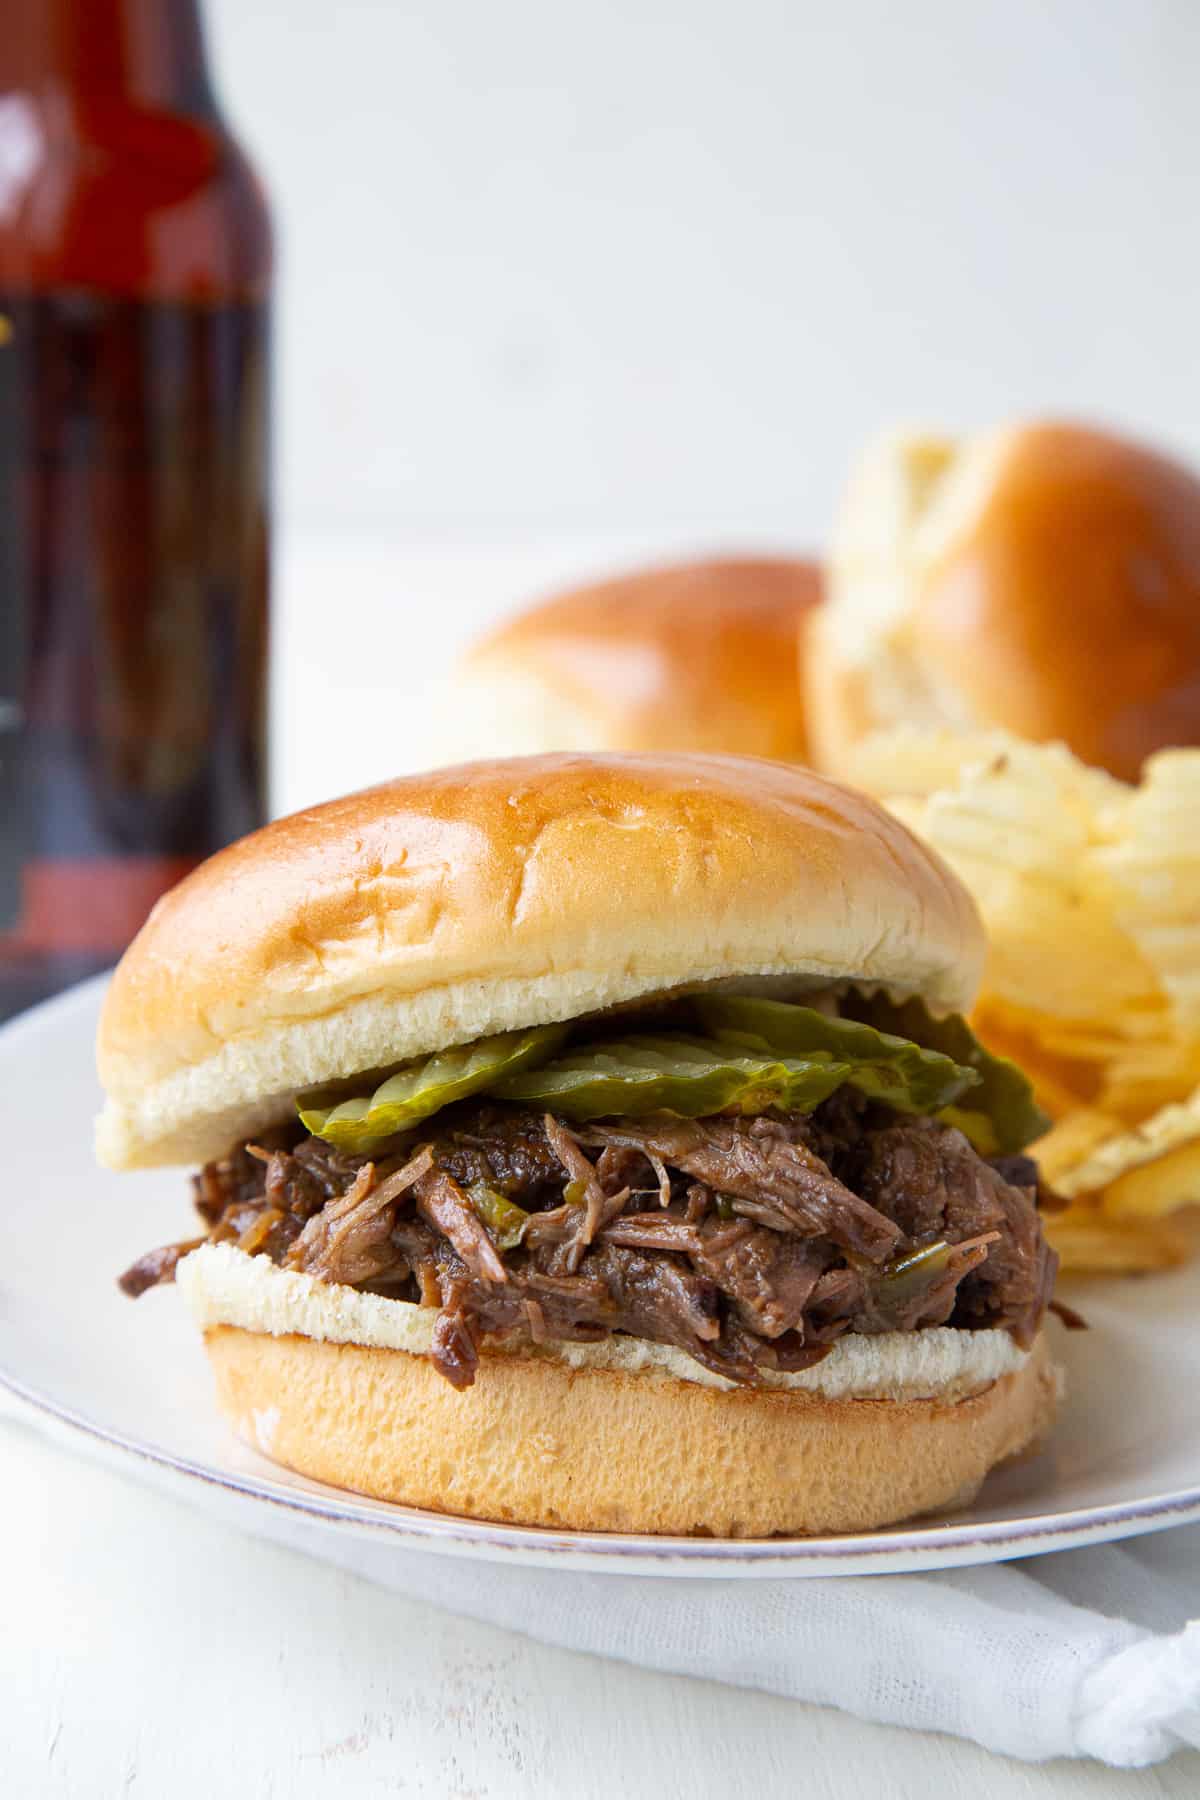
[186,1241,1055,1535]
[96,752,983,1169]
[441,556,821,763]
[806,422,1200,783]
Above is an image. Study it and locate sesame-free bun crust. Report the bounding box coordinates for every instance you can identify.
[442,556,821,763]
[203,1323,1056,1536]
[96,752,983,1169]
[807,422,1200,783]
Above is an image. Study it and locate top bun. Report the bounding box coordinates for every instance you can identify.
[805,422,1200,783]
[439,556,821,764]
[96,753,983,1169]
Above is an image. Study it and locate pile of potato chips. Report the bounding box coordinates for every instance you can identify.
[844,730,1200,1274]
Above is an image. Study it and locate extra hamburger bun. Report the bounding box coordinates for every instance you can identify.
[440,556,821,763]
[96,752,982,1169]
[806,422,1200,783]
[180,1245,1057,1536]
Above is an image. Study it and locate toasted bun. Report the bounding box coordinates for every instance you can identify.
[201,1318,1056,1536]
[440,556,821,763]
[807,422,1200,783]
[96,753,983,1169]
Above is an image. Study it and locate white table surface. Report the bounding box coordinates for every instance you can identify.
[6,534,1200,1795]
[6,1410,1199,1797]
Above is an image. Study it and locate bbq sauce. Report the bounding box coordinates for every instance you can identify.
[0,1,272,1019]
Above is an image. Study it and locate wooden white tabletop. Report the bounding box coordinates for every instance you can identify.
[5,1413,1198,1797]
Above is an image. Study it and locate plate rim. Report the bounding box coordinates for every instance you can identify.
[6,1356,1200,1577]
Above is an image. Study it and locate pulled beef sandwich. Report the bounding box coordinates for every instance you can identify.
[99,752,1060,1538]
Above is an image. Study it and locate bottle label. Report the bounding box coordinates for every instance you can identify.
[0,287,270,1007]
[0,302,28,933]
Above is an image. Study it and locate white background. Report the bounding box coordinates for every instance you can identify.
[211,0,1199,547]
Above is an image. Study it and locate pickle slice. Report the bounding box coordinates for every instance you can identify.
[695,994,979,1117]
[298,1024,568,1151]
[493,1034,851,1121]
[842,993,1049,1153]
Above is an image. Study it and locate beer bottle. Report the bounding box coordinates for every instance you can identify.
[0,0,272,1020]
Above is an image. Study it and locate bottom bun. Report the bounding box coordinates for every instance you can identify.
[204,1325,1058,1537]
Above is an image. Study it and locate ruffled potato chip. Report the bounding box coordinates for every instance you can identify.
[1030,1108,1120,1187]
[1098,750,1200,1036]
[894,742,1158,1024]
[1103,1139,1200,1220]
[1098,1035,1200,1123]
[842,728,1017,802]
[1045,1203,1191,1273]
[1055,1088,1200,1200]
[855,731,1200,1274]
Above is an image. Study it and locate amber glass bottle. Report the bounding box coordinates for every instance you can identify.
[0,0,271,1019]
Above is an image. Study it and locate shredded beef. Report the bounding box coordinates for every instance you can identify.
[689,1220,831,1341]
[288,1148,434,1287]
[118,1237,207,1298]
[431,1107,565,1206]
[414,1165,509,1285]
[540,1115,631,1273]
[430,1291,480,1390]
[854,1121,1056,1347]
[121,1092,1057,1389]
[580,1115,904,1262]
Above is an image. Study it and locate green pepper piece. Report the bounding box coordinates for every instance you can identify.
[467,1182,530,1250]
[298,1023,568,1151]
[866,1239,961,1329]
[493,1033,851,1121]
[842,993,1049,1154]
[695,994,979,1117]
[877,1238,955,1302]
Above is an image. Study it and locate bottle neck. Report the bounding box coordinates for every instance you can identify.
[1,0,217,117]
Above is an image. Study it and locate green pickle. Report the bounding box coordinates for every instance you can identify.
[298,1024,567,1152]
[493,1034,851,1120]
[699,992,1047,1153]
[695,994,979,1116]
[935,1107,1001,1157]
[843,993,1049,1153]
[295,990,1048,1152]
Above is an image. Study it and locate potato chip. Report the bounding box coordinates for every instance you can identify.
[969,998,1109,1113]
[1046,1203,1190,1273]
[856,729,1200,1270]
[1097,750,1200,1035]
[885,737,1157,1025]
[1103,1138,1200,1220]
[1030,1109,1121,1187]
[842,728,1016,802]
[1045,1087,1200,1198]
[918,758,1091,875]
[1098,1036,1200,1123]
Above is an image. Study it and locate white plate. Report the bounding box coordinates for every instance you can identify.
[4,978,1200,1578]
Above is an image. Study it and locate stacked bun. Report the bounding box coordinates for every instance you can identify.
[806,422,1200,784]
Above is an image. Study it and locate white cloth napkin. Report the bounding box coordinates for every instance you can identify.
[7,1389,1200,1767]
[268,1514,1200,1768]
